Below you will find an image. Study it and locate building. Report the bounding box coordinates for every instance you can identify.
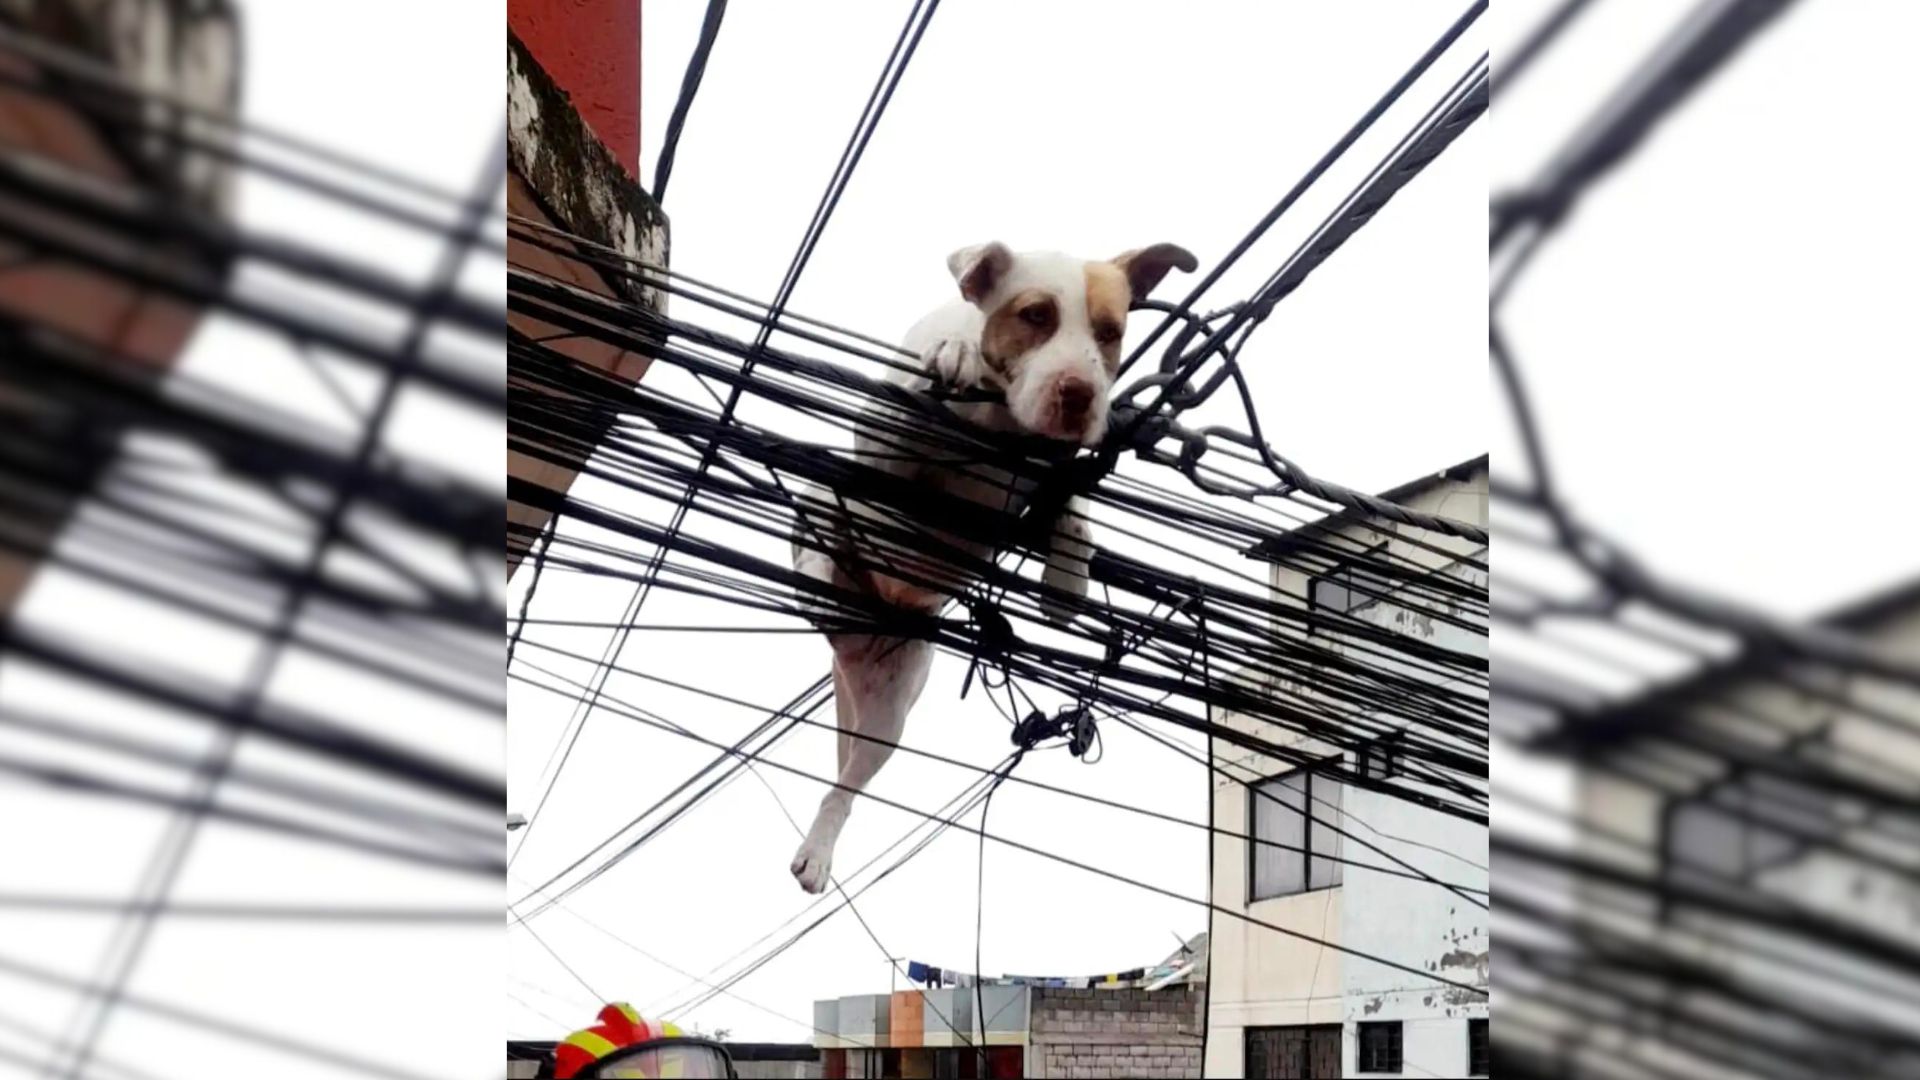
[1503,578,1920,1077]
[506,0,669,574]
[813,937,1207,1078]
[1206,457,1490,1079]
[0,0,238,614]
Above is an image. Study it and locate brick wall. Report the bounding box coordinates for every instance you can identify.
[1028,987,1204,1079]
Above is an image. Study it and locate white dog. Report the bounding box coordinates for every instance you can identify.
[785,240,1195,893]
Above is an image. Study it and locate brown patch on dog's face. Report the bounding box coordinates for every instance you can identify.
[1083,262,1131,371]
[981,288,1058,376]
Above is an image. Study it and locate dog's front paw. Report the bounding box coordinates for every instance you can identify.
[924,338,983,389]
[790,839,833,894]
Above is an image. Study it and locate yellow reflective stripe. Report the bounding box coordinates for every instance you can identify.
[564,1030,620,1060]
[612,1002,642,1026]
[660,1021,683,1038]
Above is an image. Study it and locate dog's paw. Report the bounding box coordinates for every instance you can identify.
[790,839,833,894]
[923,337,983,389]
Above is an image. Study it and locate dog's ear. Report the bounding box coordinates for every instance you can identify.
[948,242,1014,304]
[1111,243,1198,306]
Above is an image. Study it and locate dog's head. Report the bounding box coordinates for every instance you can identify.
[946,241,1197,445]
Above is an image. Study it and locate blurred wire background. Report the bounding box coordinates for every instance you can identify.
[1491,2,1920,1077]
[0,3,502,1079]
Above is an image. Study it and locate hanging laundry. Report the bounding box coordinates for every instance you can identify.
[1118,968,1145,982]
[907,961,930,985]
[925,966,942,988]
[1067,977,1090,990]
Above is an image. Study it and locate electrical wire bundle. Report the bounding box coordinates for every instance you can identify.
[506,0,1494,1055]
[0,18,504,1080]
[1490,3,1920,1078]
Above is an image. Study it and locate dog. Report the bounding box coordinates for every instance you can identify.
[786,240,1196,894]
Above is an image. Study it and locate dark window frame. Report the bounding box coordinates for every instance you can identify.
[1306,541,1394,634]
[1359,735,1398,781]
[1358,1020,1404,1074]
[1247,761,1343,904]
[1245,1024,1342,1080]
[1468,1017,1489,1076]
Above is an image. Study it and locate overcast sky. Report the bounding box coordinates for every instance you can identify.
[507,0,1488,1044]
[1491,0,1920,619]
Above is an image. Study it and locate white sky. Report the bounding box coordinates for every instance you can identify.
[1491,0,1920,620]
[507,0,1488,1045]
[0,3,504,1079]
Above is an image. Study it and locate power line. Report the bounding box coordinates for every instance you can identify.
[512,664,1486,999]
[509,0,945,872]
[513,637,1490,900]
[651,0,728,203]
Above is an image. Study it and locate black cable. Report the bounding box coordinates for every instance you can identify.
[973,750,1022,1076]
[0,953,440,1080]
[1113,0,1488,381]
[511,664,1487,999]
[514,635,1492,897]
[508,0,946,872]
[48,133,508,1080]
[652,0,727,203]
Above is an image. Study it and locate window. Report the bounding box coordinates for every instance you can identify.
[1468,1018,1489,1076]
[1360,738,1395,781]
[1307,543,1393,630]
[931,1048,980,1079]
[1246,1025,1341,1079]
[1358,1021,1403,1074]
[1662,770,1831,902]
[1250,766,1342,901]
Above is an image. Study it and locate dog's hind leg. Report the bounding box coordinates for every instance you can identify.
[791,635,933,894]
[832,664,852,778]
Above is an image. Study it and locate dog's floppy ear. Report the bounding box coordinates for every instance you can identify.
[948,241,1014,304]
[1111,243,1198,306]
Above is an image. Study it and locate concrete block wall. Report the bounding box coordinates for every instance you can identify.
[1028,987,1203,1079]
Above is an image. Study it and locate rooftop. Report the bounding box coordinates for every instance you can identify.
[1245,453,1489,563]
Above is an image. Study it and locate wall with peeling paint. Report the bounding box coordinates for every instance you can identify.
[1338,551,1488,1079]
[1557,587,1920,1058]
[1205,462,1490,1078]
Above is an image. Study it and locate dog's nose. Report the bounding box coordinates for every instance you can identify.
[1057,377,1094,422]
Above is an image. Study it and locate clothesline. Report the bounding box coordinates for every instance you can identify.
[902,960,1171,991]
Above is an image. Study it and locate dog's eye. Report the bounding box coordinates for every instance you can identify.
[1020,306,1051,327]
[1095,324,1122,345]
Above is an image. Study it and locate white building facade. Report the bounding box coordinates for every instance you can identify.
[1205,458,1490,1079]
[1503,583,1920,1078]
